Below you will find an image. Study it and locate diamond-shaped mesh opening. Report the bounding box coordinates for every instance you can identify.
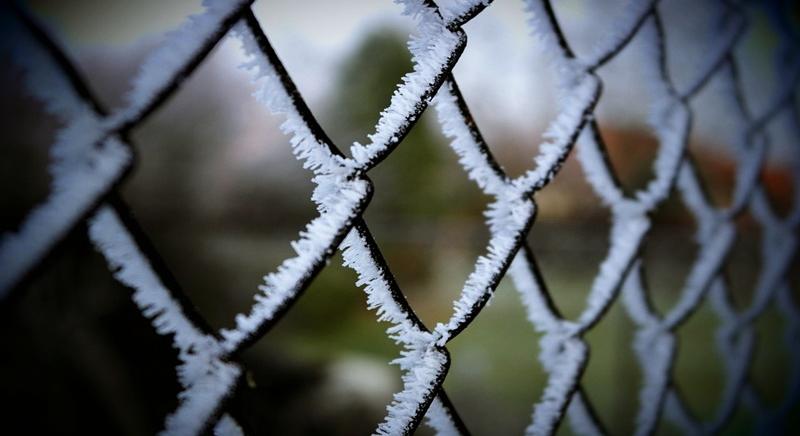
[685,148,737,209]
[686,75,738,208]
[642,190,699,314]
[254,2,420,162]
[724,213,761,310]
[659,0,721,93]
[452,1,560,179]
[592,21,661,197]
[252,0,417,145]
[594,124,661,197]
[759,161,796,219]
[444,277,546,435]
[122,36,317,329]
[364,109,491,325]
[528,154,612,319]
[760,126,796,218]
[580,301,641,435]
[733,13,783,117]
[261,254,400,360]
[240,254,401,434]
[671,299,726,420]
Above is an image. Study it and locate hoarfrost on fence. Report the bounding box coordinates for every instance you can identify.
[1,0,799,435]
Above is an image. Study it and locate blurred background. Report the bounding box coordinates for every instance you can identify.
[0,0,798,434]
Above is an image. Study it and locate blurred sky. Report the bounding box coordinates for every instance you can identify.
[25,0,795,162]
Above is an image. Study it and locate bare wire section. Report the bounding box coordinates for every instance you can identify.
[1,0,798,435]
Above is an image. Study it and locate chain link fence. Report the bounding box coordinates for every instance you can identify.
[1,0,799,434]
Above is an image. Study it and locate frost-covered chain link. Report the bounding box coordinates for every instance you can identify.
[618,3,800,436]
[432,0,799,435]
[0,0,482,434]
[1,2,251,434]
[2,0,798,435]
[656,2,800,434]
[0,0,255,296]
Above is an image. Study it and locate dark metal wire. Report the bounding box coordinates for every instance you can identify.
[4,0,799,435]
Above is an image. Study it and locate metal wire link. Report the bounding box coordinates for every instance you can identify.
[1,0,798,435]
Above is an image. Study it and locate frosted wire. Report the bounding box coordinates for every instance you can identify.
[4,0,800,435]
